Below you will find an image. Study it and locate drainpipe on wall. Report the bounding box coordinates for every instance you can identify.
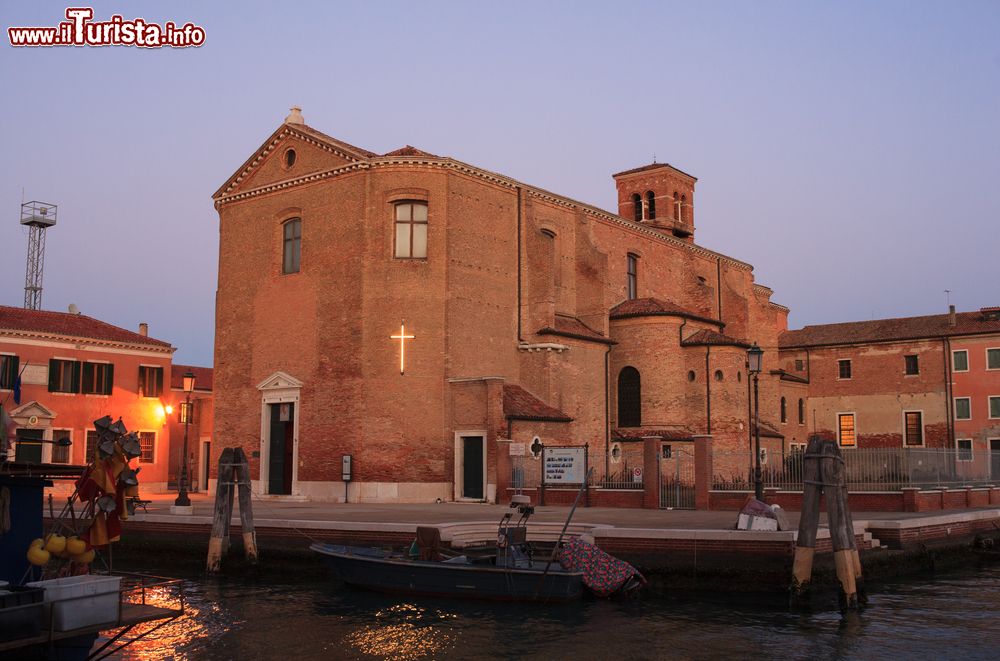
[516,186,523,342]
[705,346,712,435]
[943,337,953,446]
[604,344,611,479]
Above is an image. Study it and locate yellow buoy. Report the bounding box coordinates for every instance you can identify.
[71,549,95,565]
[44,534,67,555]
[27,545,51,566]
[66,536,87,556]
[30,538,44,549]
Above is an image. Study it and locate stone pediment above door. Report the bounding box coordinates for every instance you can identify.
[256,372,304,391]
[10,401,57,425]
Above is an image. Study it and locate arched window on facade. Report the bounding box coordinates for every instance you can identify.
[618,366,641,428]
[626,253,638,300]
[282,217,301,274]
[673,192,681,220]
[631,193,643,222]
[645,191,656,220]
[780,396,787,423]
[680,194,687,223]
[798,398,805,425]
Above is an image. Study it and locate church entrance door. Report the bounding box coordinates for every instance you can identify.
[268,403,294,495]
[461,435,485,500]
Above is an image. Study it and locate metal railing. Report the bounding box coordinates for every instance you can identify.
[509,444,645,490]
[712,448,1000,492]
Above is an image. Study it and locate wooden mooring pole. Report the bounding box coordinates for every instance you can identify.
[790,435,864,610]
[207,447,258,572]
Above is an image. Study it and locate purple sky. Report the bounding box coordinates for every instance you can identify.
[1,1,998,367]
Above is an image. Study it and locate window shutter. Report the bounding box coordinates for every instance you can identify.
[155,367,163,397]
[48,359,58,391]
[105,363,114,395]
[72,361,81,393]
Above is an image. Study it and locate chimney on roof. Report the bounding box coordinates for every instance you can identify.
[67,303,79,315]
[949,305,956,327]
[139,322,148,336]
[285,106,304,125]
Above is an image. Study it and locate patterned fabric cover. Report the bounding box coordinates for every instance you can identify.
[558,537,643,597]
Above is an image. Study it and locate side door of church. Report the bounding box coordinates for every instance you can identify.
[462,435,484,500]
[15,429,44,464]
[268,403,294,495]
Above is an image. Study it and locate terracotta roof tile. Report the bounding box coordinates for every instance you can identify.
[503,384,572,422]
[610,298,722,326]
[291,123,377,158]
[537,314,615,345]
[681,328,750,348]
[170,364,213,391]
[382,145,438,157]
[780,309,1000,348]
[611,162,698,181]
[612,427,695,441]
[0,305,172,349]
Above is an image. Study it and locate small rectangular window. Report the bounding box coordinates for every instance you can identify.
[987,348,1000,370]
[394,202,428,259]
[81,362,113,395]
[794,359,804,372]
[990,396,1000,419]
[626,254,638,300]
[138,366,163,398]
[838,359,852,379]
[0,354,19,390]
[904,355,919,375]
[51,429,71,464]
[904,411,923,446]
[48,359,80,393]
[838,413,856,447]
[85,430,99,462]
[138,431,155,463]
[953,350,969,372]
[957,439,973,462]
[955,397,971,420]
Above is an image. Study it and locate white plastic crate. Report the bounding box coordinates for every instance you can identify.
[26,574,122,631]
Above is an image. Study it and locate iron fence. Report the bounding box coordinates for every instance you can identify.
[711,447,1000,492]
[509,443,645,490]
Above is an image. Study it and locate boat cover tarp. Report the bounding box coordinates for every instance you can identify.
[558,537,643,597]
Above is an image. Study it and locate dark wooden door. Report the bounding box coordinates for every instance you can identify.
[15,429,44,464]
[268,403,294,495]
[202,441,211,489]
[462,436,484,500]
[992,439,1000,480]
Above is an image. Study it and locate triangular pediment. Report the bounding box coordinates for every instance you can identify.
[257,371,304,391]
[10,400,57,421]
[214,122,375,200]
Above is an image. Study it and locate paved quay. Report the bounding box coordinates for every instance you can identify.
[130,492,992,531]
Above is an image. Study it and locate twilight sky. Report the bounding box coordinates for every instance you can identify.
[1,1,997,366]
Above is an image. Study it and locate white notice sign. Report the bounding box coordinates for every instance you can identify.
[543,447,586,484]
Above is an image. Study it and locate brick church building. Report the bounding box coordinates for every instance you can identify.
[211,108,788,502]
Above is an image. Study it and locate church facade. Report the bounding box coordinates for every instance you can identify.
[211,108,788,502]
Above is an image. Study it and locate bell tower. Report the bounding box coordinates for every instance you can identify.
[612,163,696,243]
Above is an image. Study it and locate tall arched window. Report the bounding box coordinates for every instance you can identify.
[798,398,805,425]
[282,218,301,274]
[645,191,656,219]
[394,201,428,259]
[631,193,643,222]
[626,253,638,300]
[618,366,641,427]
[680,194,687,223]
[780,396,787,423]
[673,192,681,220]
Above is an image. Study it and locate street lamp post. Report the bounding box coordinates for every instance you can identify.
[174,371,195,507]
[747,343,764,501]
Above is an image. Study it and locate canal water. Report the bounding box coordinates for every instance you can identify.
[108,563,1000,660]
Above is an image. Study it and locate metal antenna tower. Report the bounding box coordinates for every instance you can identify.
[21,200,57,310]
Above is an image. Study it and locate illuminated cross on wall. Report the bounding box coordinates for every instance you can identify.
[390,322,415,374]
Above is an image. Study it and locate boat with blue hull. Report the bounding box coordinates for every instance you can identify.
[311,542,585,602]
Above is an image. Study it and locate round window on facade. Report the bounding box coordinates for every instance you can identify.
[284,148,297,168]
[687,370,696,382]
[714,370,724,381]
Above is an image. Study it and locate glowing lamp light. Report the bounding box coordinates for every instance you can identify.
[182,371,196,393]
[164,404,174,415]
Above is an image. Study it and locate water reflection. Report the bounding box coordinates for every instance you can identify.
[99,565,1000,660]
